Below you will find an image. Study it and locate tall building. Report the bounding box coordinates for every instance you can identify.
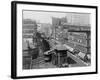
[52,17,67,40]
[63,24,91,54]
[22,19,38,49]
[23,19,37,39]
[66,13,90,26]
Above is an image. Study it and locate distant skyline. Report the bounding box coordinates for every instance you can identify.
[23,10,90,26]
[23,11,66,24]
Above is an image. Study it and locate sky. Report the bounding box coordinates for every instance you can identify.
[23,10,66,24]
[23,10,90,26]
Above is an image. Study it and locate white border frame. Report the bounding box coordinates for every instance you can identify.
[16,3,96,77]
